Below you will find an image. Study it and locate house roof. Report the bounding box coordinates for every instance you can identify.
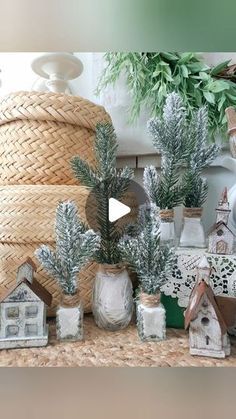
[18,257,37,272]
[185,280,227,334]
[0,277,52,306]
[208,221,235,237]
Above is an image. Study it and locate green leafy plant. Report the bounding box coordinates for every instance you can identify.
[119,204,174,295]
[35,201,100,295]
[71,122,133,265]
[97,52,236,137]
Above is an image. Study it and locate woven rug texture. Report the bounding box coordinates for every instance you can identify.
[0,315,236,367]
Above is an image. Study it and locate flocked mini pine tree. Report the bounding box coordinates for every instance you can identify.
[35,200,101,341]
[71,122,133,265]
[144,92,220,247]
[35,200,100,296]
[119,204,174,341]
[71,122,134,331]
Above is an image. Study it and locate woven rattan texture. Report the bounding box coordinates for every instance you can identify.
[0,91,111,185]
[0,243,97,316]
[0,185,91,243]
[0,186,138,243]
[0,316,236,366]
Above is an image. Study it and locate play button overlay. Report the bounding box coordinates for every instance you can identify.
[84,178,148,231]
[109,198,131,222]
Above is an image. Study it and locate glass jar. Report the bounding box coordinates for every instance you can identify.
[179,207,206,248]
[159,209,175,246]
[56,292,84,341]
[92,264,133,331]
[137,292,166,342]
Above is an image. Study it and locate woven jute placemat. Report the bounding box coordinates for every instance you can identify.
[0,316,235,367]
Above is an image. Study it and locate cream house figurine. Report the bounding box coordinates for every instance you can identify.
[0,258,52,349]
[208,187,235,255]
[185,256,231,358]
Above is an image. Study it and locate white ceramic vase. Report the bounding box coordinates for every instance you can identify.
[56,293,84,341]
[137,292,166,342]
[179,208,206,248]
[92,264,133,331]
[159,209,175,246]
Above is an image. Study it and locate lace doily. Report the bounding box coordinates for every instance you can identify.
[161,249,236,307]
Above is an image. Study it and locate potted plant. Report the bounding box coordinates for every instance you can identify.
[144,92,188,244]
[35,200,100,341]
[180,106,220,247]
[119,204,174,341]
[144,93,220,247]
[71,123,134,331]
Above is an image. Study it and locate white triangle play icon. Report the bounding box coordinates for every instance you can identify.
[109,198,131,222]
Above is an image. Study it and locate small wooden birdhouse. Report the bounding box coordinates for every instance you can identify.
[0,258,52,349]
[185,279,230,358]
[208,187,235,255]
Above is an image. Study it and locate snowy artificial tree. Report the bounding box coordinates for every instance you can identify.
[71,123,134,331]
[145,92,188,244]
[35,200,100,341]
[145,92,220,247]
[119,204,174,341]
[180,106,220,248]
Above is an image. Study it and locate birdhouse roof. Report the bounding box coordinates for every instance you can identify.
[215,295,236,330]
[185,280,227,334]
[208,221,235,237]
[197,255,210,269]
[0,277,52,306]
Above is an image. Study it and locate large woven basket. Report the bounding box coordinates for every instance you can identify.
[0,91,111,185]
[0,185,137,243]
[0,185,138,314]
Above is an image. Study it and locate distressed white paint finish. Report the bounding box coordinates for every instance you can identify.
[92,267,133,331]
[137,303,166,342]
[56,304,83,341]
[0,283,48,349]
[189,295,230,358]
[160,221,175,244]
[179,217,206,248]
[208,224,234,255]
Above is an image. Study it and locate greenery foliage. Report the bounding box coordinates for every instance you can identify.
[97,52,236,137]
[35,201,100,295]
[71,123,133,265]
[119,204,174,295]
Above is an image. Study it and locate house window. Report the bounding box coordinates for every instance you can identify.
[25,305,38,318]
[6,325,19,337]
[206,336,210,345]
[6,306,19,319]
[201,317,210,326]
[217,229,223,236]
[25,324,38,336]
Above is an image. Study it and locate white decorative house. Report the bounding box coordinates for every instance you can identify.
[208,187,235,255]
[185,256,231,358]
[0,258,52,349]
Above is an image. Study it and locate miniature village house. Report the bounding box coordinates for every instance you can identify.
[208,187,235,255]
[185,256,230,358]
[0,258,52,349]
